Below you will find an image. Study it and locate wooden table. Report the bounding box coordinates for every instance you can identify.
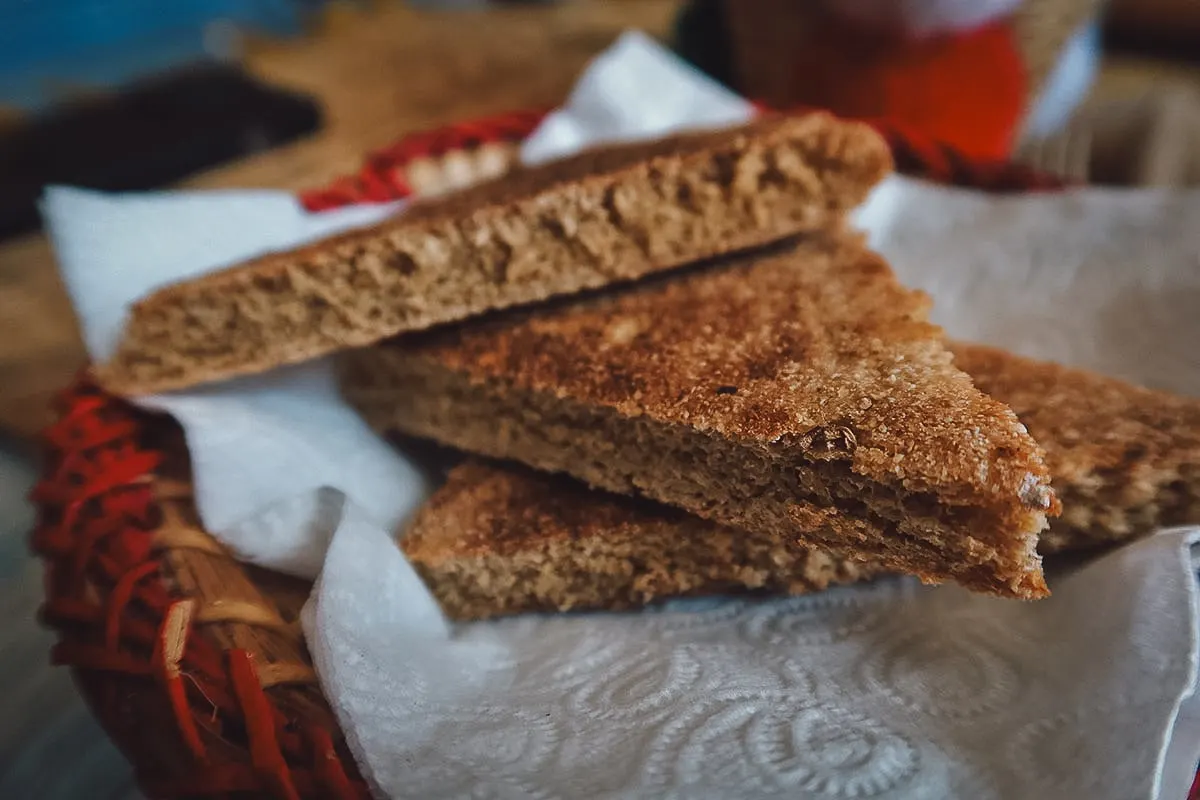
[0,0,679,440]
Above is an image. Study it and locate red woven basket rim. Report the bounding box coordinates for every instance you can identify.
[295,104,1072,213]
[37,105,1189,800]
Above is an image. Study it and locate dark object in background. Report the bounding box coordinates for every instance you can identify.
[0,64,322,243]
[672,0,735,89]
[1105,0,1200,61]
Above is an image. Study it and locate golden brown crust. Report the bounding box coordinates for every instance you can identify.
[365,237,1052,509]
[403,460,694,564]
[403,460,882,621]
[950,341,1200,551]
[96,113,890,395]
[404,346,1200,620]
[342,236,1056,599]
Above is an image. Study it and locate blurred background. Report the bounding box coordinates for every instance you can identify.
[1,0,1199,796]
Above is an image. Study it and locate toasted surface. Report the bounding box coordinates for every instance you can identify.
[342,236,1057,598]
[950,342,1200,552]
[95,113,890,395]
[405,346,1200,620]
[403,460,882,621]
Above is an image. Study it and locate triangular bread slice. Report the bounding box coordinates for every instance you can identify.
[403,459,887,621]
[95,113,890,395]
[341,235,1059,598]
[401,344,1200,620]
[951,342,1200,553]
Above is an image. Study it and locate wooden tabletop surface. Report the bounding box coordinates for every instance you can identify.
[0,0,679,440]
[2,0,1199,441]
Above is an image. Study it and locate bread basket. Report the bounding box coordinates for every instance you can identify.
[38,108,1189,800]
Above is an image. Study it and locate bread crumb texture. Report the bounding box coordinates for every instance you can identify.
[97,113,890,395]
[404,347,1200,619]
[342,236,1057,599]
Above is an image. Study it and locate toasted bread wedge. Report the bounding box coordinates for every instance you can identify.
[403,345,1200,620]
[342,236,1058,598]
[950,342,1200,553]
[96,114,890,395]
[403,460,886,621]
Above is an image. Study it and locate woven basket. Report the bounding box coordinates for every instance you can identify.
[35,109,1192,800]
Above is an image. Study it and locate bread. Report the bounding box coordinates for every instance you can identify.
[949,341,1200,552]
[95,113,890,395]
[403,344,1200,620]
[402,460,885,621]
[341,235,1059,599]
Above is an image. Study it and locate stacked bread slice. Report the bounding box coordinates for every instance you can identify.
[340,238,1058,599]
[98,113,1200,620]
[96,115,889,394]
[398,343,1200,620]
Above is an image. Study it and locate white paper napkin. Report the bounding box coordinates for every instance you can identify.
[520,30,754,165]
[42,32,1200,800]
[41,188,430,578]
[307,516,1200,800]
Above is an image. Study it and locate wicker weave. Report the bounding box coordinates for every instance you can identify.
[28,110,1105,800]
[30,384,359,798]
